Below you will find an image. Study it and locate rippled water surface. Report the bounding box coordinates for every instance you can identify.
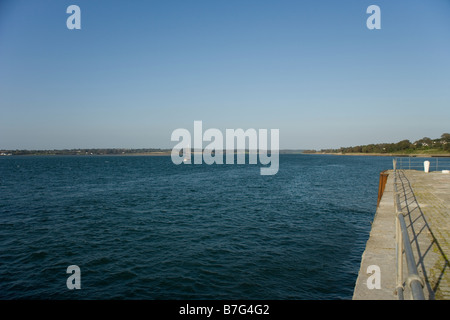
[0,154,394,299]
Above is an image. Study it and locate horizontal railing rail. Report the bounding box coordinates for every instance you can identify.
[392,159,425,300]
[395,156,450,172]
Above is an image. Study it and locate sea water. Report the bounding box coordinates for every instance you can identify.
[0,154,394,299]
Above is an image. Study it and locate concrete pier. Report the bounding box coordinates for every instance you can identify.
[353,169,450,300]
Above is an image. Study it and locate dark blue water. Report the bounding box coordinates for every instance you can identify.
[0,154,393,299]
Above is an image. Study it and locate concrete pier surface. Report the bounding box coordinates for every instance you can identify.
[353,169,450,300]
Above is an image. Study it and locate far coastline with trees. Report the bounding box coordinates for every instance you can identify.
[304,133,450,156]
[2,133,449,157]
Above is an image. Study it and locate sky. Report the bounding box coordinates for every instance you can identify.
[0,0,449,150]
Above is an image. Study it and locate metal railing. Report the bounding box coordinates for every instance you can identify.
[396,156,450,172]
[392,159,425,300]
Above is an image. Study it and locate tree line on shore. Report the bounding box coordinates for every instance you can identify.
[3,133,450,156]
[305,133,450,154]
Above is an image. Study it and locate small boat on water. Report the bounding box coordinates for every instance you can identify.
[183,144,191,163]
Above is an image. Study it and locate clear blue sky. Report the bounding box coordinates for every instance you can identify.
[1,0,449,150]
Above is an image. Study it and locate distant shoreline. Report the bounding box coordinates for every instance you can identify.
[0,152,173,157]
[0,150,301,157]
[2,150,450,157]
